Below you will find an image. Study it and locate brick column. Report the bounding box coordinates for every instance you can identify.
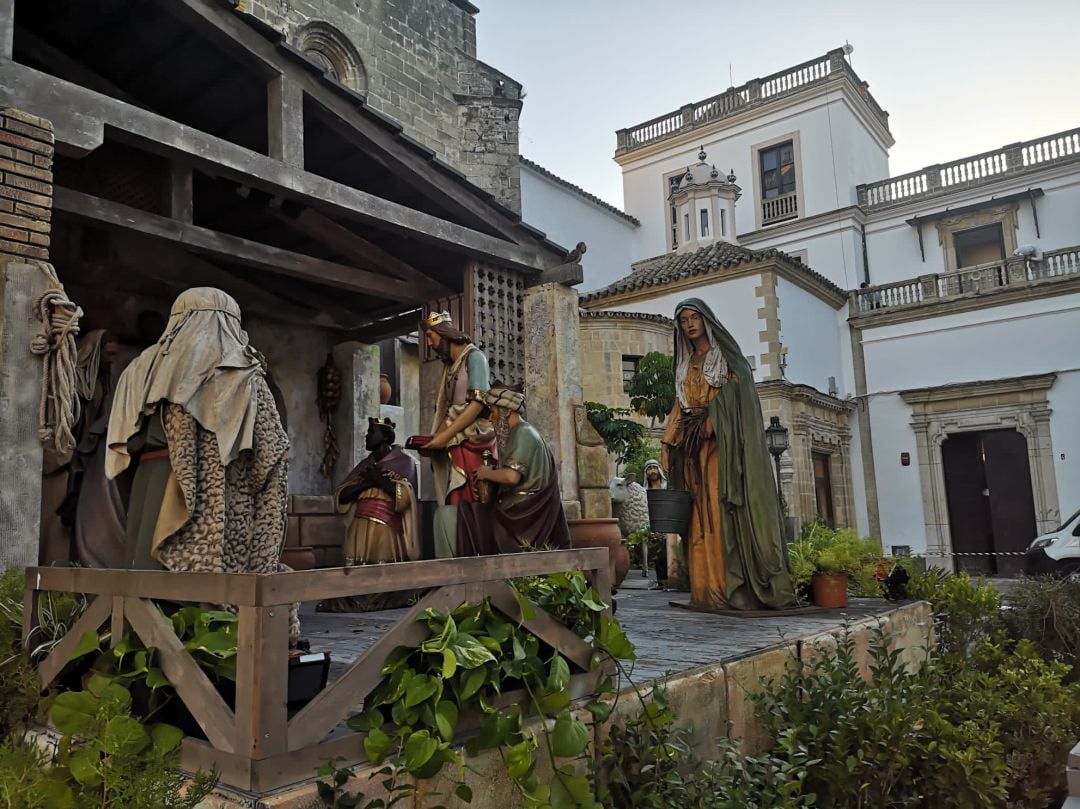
[0,108,54,572]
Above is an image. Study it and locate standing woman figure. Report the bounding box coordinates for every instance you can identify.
[661,298,794,611]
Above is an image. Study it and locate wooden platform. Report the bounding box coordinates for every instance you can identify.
[302,576,900,685]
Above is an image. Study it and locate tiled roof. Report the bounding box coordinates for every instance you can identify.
[581,242,845,303]
[519,157,640,226]
[578,310,674,326]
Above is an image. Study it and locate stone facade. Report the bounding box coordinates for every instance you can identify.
[245,0,522,209]
[578,310,673,420]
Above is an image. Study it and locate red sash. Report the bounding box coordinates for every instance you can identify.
[447,438,498,505]
[354,497,403,532]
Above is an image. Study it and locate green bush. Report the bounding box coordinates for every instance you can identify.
[906,568,1000,660]
[622,437,663,484]
[1001,576,1080,680]
[788,523,884,599]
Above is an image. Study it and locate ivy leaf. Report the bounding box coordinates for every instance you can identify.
[597,615,636,661]
[69,630,101,662]
[364,726,392,764]
[441,648,457,679]
[103,715,150,756]
[506,740,534,780]
[68,748,104,787]
[435,700,458,741]
[512,588,538,622]
[454,782,473,803]
[51,691,98,735]
[550,711,589,758]
[145,667,170,690]
[586,701,612,722]
[403,730,439,772]
[536,689,571,715]
[405,674,440,709]
[459,666,488,702]
[450,633,496,670]
[316,781,335,802]
[547,653,570,692]
[149,722,184,755]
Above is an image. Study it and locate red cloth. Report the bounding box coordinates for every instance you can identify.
[446,439,498,505]
[353,497,403,532]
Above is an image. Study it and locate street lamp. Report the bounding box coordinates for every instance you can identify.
[765,416,789,514]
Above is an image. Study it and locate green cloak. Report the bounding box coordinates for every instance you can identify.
[668,298,795,610]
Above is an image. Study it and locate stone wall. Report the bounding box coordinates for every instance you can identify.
[578,311,673,419]
[245,0,522,209]
[0,108,54,571]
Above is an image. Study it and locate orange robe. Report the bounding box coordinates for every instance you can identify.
[663,365,728,609]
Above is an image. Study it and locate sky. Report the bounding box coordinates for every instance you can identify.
[476,0,1080,209]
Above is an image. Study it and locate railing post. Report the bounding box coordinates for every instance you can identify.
[234,604,290,761]
[1003,141,1024,171]
[1006,256,1028,285]
[680,104,694,129]
[828,48,846,73]
[746,79,762,101]
[22,574,39,649]
[923,164,942,194]
[615,129,629,154]
[918,274,939,301]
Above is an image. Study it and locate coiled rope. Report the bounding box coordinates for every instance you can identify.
[29,262,82,454]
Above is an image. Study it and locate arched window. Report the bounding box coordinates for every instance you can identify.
[294,22,367,94]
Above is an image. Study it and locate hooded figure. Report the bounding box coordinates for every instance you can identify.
[661,298,794,611]
[105,288,290,587]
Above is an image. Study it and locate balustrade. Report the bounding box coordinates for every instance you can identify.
[762,191,798,225]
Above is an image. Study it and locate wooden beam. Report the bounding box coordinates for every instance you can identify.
[14,28,144,107]
[165,0,525,243]
[0,63,556,272]
[486,581,595,672]
[255,548,610,605]
[36,595,112,689]
[54,187,430,303]
[169,163,193,223]
[267,74,303,169]
[234,605,289,758]
[123,596,237,753]
[26,567,260,606]
[274,205,452,296]
[287,586,466,750]
[349,309,422,343]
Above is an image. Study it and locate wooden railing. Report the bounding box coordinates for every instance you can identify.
[22,548,612,793]
[615,48,889,155]
[858,127,1080,210]
[851,245,1080,315]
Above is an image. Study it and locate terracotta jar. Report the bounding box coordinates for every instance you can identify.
[379,374,392,405]
[566,518,630,588]
[280,546,316,571]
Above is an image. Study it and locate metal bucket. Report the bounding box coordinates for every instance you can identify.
[647,489,693,536]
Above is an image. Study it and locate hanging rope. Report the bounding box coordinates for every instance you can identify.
[28,262,82,454]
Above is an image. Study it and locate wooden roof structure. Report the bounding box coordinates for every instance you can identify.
[0,0,574,338]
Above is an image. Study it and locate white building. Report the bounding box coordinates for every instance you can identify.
[531,46,1080,574]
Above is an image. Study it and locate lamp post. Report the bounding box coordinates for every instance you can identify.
[765,416,789,515]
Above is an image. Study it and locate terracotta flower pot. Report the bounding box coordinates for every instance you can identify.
[812,572,849,609]
[379,374,392,405]
[567,518,630,588]
[281,546,316,571]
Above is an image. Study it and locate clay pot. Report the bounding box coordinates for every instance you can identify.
[280,546,316,571]
[379,374,392,405]
[567,518,630,588]
[811,572,848,609]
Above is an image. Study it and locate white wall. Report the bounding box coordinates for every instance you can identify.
[601,274,767,380]
[867,393,929,553]
[775,277,846,394]
[620,91,889,263]
[1048,370,1080,521]
[520,164,638,292]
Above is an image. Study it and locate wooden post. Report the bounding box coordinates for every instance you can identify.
[110,596,126,647]
[168,163,193,224]
[234,605,289,758]
[22,575,40,649]
[267,74,304,169]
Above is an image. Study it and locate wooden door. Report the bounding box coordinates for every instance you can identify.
[812,452,835,527]
[942,433,994,575]
[982,430,1037,577]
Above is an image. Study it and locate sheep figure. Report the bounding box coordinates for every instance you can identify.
[609,474,650,538]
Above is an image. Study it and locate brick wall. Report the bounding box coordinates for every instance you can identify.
[0,109,53,262]
[246,0,522,210]
[579,314,672,420]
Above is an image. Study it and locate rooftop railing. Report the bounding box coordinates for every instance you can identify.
[615,49,890,156]
[857,128,1080,211]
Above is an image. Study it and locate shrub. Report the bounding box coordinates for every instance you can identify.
[788,523,884,599]
[1001,576,1080,680]
[906,568,1000,660]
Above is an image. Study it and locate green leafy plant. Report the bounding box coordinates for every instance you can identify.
[906,568,1000,660]
[625,529,663,572]
[314,757,413,809]
[621,438,663,484]
[788,523,884,599]
[626,352,675,428]
[1001,576,1080,680]
[343,571,634,808]
[584,402,645,466]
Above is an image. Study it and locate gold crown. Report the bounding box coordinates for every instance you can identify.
[422,310,453,330]
[368,416,395,428]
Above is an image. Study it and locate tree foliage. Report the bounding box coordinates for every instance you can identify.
[627,352,675,427]
[584,401,645,466]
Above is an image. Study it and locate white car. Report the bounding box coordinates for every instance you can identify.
[1024,508,1080,577]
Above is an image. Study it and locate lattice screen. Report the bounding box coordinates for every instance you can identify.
[470,261,525,387]
[53,142,168,216]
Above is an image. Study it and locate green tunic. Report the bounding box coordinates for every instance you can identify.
[122,411,169,571]
[498,422,553,508]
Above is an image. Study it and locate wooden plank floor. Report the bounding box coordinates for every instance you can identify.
[300,575,899,685]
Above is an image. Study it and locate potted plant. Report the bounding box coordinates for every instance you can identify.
[789,524,884,608]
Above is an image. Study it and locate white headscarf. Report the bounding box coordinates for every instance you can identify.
[106,288,263,479]
[674,304,728,408]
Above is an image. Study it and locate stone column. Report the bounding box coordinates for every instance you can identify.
[0,108,55,571]
[330,341,380,488]
[524,282,582,520]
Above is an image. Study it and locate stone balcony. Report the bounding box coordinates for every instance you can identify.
[850,245,1080,318]
[857,128,1080,212]
[614,48,890,157]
